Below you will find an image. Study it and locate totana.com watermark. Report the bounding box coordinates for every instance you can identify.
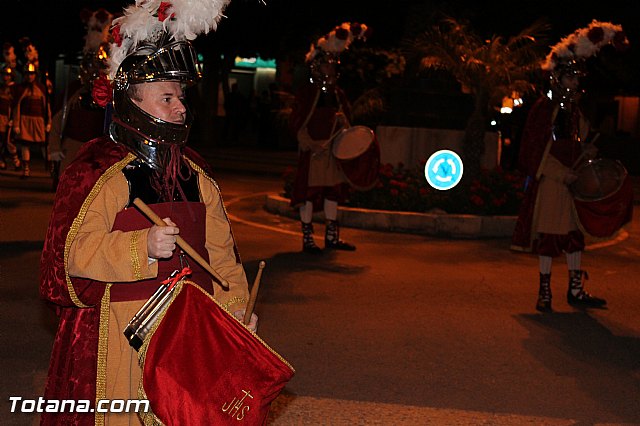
[9,397,150,413]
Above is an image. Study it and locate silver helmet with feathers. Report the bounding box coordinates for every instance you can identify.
[107,0,230,170]
[542,20,629,109]
[305,22,371,90]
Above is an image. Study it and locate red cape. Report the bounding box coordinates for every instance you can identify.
[511,97,555,251]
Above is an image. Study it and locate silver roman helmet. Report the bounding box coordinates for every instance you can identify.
[109,40,201,170]
[542,20,629,109]
[305,22,371,92]
[106,0,230,170]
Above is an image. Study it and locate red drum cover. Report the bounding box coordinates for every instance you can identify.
[570,159,627,202]
[574,174,634,238]
[139,281,294,425]
[332,126,380,190]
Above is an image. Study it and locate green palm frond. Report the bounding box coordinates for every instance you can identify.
[407,16,548,107]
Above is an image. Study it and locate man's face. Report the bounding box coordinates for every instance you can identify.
[23,73,36,83]
[318,62,337,80]
[132,81,187,124]
[560,73,580,91]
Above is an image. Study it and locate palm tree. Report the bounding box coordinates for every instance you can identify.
[406,18,550,180]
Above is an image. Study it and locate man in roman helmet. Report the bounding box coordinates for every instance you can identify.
[289,22,371,254]
[40,1,256,424]
[1,42,21,82]
[511,21,632,312]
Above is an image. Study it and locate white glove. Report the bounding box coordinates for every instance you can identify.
[50,151,65,162]
[233,309,258,333]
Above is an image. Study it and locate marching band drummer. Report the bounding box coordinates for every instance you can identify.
[39,1,255,425]
[289,22,371,254]
[511,21,631,313]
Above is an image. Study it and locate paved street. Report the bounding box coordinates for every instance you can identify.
[1,163,639,425]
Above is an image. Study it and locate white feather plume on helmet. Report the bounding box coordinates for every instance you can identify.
[542,20,629,73]
[305,22,372,63]
[108,0,230,79]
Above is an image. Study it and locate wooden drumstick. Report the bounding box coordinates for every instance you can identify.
[244,261,266,325]
[571,133,601,170]
[132,198,229,289]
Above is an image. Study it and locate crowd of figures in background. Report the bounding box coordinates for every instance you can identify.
[0,39,53,177]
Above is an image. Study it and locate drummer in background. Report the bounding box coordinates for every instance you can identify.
[48,8,113,190]
[289,22,371,254]
[511,21,629,312]
[39,1,255,424]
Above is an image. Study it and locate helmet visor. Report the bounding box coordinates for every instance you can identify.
[126,41,201,86]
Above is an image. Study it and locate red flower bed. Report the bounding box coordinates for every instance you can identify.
[282,162,526,215]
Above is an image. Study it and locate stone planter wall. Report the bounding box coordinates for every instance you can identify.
[264,194,516,239]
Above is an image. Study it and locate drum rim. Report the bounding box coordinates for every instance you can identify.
[332,125,375,160]
[570,158,628,202]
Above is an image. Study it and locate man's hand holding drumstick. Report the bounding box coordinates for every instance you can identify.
[134,198,259,332]
[147,218,180,260]
[133,198,230,288]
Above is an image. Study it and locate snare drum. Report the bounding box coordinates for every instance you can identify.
[138,280,294,425]
[570,158,627,202]
[332,125,380,190]
[571,158,633,238]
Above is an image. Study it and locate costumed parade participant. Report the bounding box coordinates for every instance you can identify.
[1,42,21,82]
[39,1,292,424]
[11,38,51,178]
[511,21,632,312]
[0,65,15,170]
[48,8,113,190]
[290,22,373,254]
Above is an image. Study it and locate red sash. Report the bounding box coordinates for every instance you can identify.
[110,202,214,301]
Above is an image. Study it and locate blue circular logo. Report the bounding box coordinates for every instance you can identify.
[425,150,464,191]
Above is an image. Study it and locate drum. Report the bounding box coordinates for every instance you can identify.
[136,280,294,425]
[571,158,633,238]
[570,158,627,202]
[332,125,380,190]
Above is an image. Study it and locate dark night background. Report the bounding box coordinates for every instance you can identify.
[2,0,640,93]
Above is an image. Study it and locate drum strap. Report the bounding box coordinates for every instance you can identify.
[535,106,559,180]
[297,90,347,153]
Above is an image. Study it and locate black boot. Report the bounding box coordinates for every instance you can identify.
[21,160,30,179]
[301,222,322,254]
[567,270,606,308]
[325,220,356,251]
[536,273,552,312]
